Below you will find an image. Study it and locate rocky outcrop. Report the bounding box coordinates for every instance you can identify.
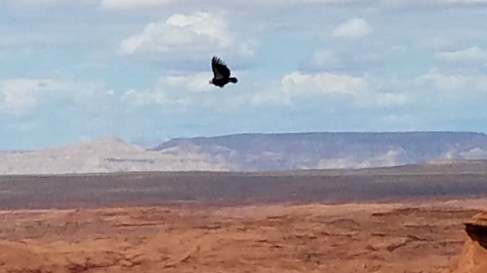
[450,212,487,273]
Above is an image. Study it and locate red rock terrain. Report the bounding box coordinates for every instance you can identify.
[0,202,482,273]
[449,211,487,273]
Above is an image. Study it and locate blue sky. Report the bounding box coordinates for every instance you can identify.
[2,0,487,150]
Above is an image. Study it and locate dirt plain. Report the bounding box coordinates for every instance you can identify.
[1,164,487,273]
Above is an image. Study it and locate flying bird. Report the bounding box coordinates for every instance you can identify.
[209,56,238,88]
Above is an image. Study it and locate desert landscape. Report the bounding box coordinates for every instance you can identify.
[1,161,487,273]
[5,0,487,270]
[0,201,485,273]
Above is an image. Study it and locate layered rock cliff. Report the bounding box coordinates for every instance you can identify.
[450,212,487,273]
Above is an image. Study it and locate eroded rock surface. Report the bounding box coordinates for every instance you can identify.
[450,211,487,273]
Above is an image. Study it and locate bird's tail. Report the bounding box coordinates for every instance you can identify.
[229,77,238,84]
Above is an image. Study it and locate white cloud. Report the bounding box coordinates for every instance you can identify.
[101,0,178,9]
[415,71,470,92]
[253,71,369,105]
[121,73,216,107]
[306,44,406,71]
[0,79,50,113]
[435,46,487,63]
[415,70,487,94]
[0,78,110,115]
[163,73,215,93]
[252,71,411,109]
[280,71,368,95]
[122,88,186,107]
[308,49,340,68]
[333,18,372,39]
[0,78,75,114]
[413,70,487,110]
[120,12,252,56]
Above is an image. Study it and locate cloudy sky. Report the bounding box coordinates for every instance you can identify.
[2,0,487,149]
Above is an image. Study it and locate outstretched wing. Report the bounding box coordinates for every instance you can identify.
[211,56,231,79]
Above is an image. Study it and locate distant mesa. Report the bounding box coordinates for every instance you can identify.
[152,131,487,171]
[1,131,487,174]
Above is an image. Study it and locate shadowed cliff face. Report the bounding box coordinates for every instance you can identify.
[450,212,487,273]
[465,223,487,249]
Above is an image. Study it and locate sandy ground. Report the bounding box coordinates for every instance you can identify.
[0,200,484,273]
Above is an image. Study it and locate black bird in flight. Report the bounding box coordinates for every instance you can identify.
[209,56,238,88]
